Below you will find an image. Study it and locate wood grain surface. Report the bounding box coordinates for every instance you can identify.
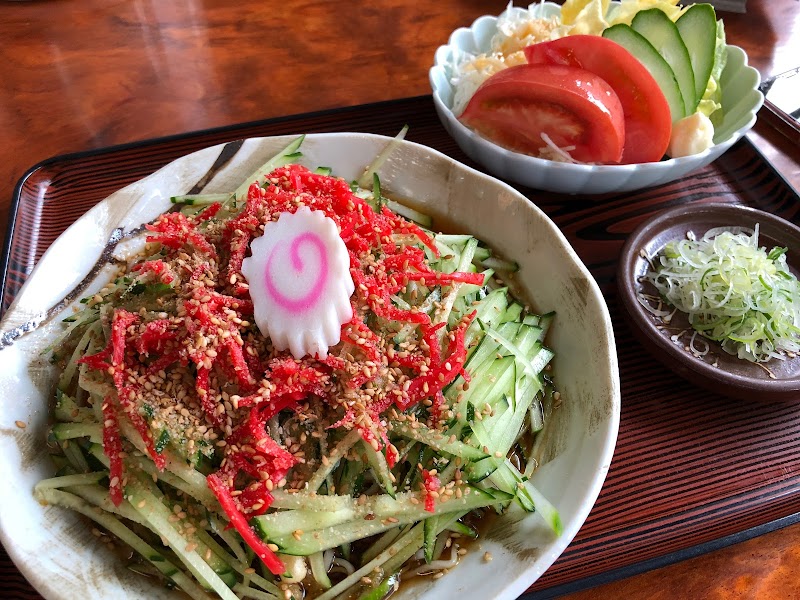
[1,1,800,599]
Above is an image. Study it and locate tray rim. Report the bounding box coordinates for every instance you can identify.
[2,95,800,599]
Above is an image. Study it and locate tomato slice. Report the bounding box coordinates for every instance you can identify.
[524,35,672,164]
[459,64,625,164]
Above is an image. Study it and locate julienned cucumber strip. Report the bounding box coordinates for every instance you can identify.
[380,512,465,576]
[193,523,282,597]
[355,573,399,600]
[356,125,409,189]
[54,391,94,423]
[126,477,240,600]
[232,135,305,201]
[34,471,106,490]
[386,198,432,228]
[360,439,397,499]
[255,508,357,539]
[479,320,554,382]
[50,422,102,442]
[446,520,478,538]
[312,512,465,600]
[262,487,511,555]
[307,429,361,493]
[463,322,521,372]
[458,268,494,297]
[525,480,563,535]
[64,483,146,524]
[423,516,438,563]
[129,480,238,588]
[35,488,215,600]
[258,488,483,540]
[452,356,516,422]
[480,256,519,272]
[269,490,360,512]
[170,193,230,206]
[464,287,509,346]
[87,443,218,511]
[360,527,405,565]
[434,237,480,334]
[314,522,424,600]
[390,420,489,461]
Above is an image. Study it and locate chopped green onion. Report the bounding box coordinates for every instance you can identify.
[644,225,800,362]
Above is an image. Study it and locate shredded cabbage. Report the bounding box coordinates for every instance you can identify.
[448,3,559,116]
[644,225,800,363]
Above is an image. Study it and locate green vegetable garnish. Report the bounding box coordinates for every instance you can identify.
[645,225,800,362]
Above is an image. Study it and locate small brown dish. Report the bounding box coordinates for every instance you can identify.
[617,202,800,402]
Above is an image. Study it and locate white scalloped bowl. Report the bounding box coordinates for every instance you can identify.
[0,133,620,600]
[429,2,764,195]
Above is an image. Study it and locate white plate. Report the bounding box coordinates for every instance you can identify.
[0,132,620,600]
[429,2,765,195]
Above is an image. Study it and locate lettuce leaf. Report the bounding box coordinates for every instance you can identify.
[697,19,727,125]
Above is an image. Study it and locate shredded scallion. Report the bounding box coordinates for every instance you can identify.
[644,225,800,362]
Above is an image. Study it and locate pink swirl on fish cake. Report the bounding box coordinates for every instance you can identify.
[263,232,329,314]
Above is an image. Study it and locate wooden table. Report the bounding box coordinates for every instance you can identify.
[1,1,799,599]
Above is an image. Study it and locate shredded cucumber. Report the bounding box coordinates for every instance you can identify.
[645,225,800,362]
[43,133,563,600]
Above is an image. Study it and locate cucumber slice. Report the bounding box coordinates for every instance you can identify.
[631,8,696,114]
[675,3,717,104]
[603,23,685,121]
